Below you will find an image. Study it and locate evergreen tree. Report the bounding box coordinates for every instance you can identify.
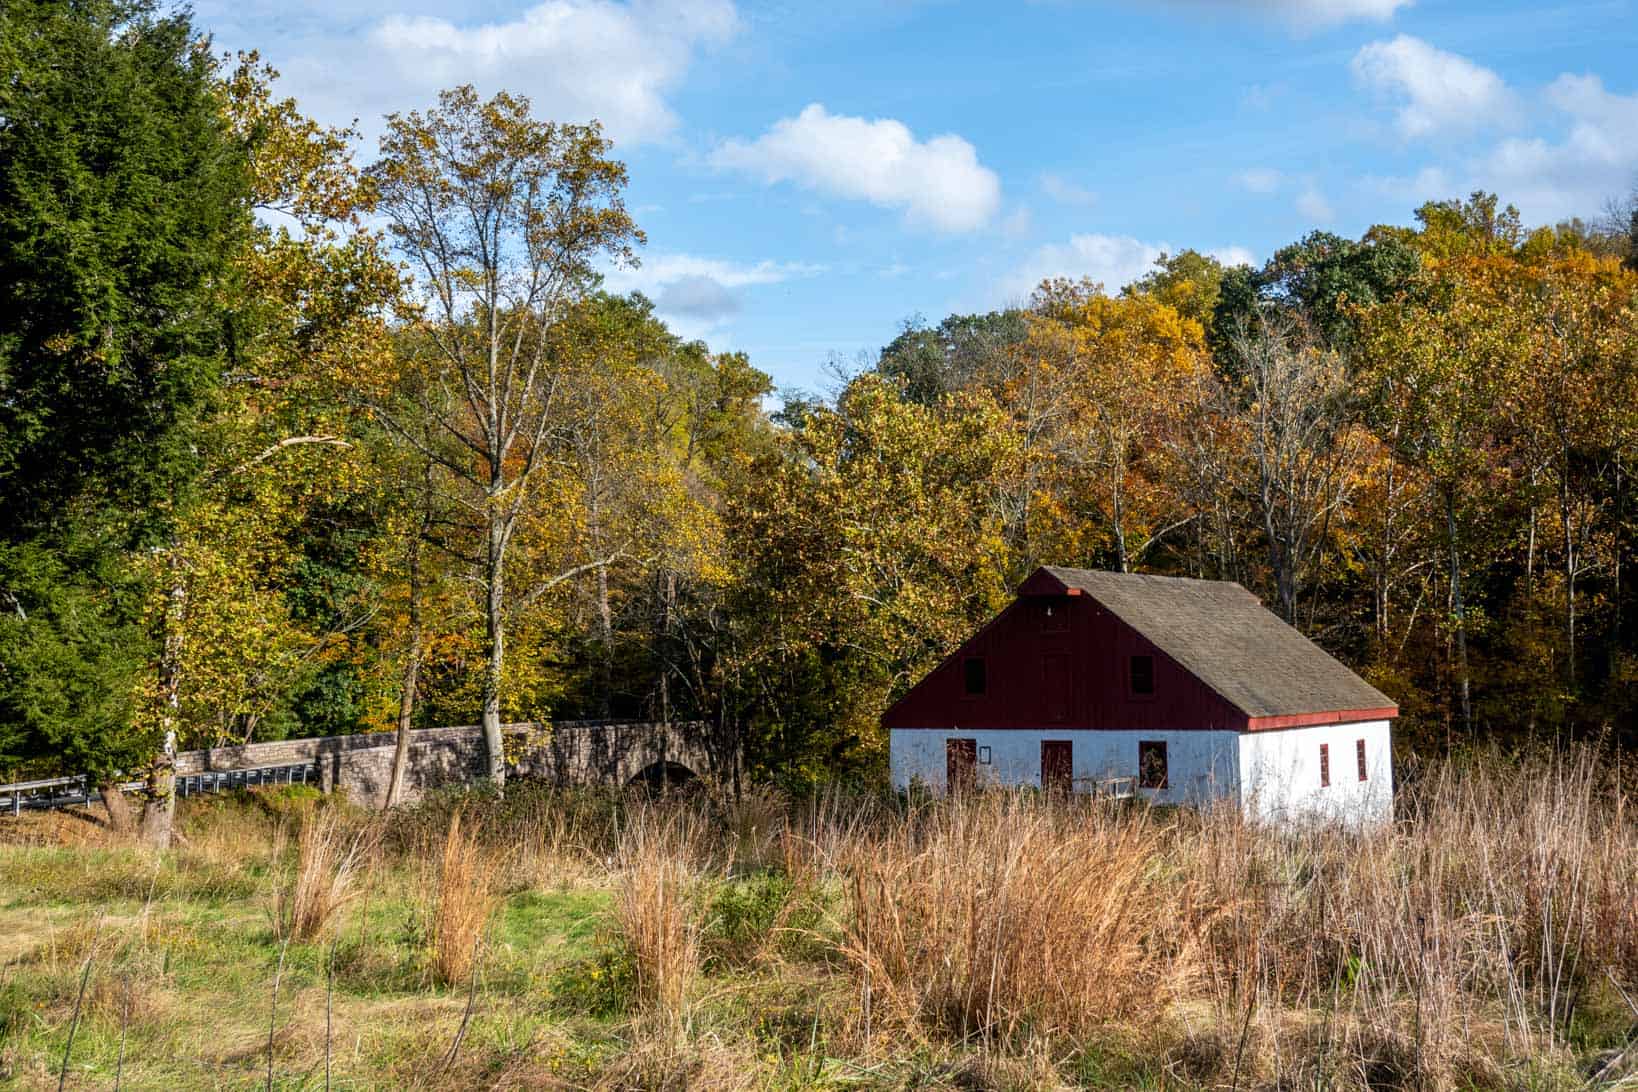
[0,0,251,782]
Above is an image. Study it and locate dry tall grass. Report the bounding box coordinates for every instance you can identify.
[277,809,368,941]
[13,749,1630,1089]
[837,794,1190,1051]
[611,806,707,1032]
[426,809,499,988]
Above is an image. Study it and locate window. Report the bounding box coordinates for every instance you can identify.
[1357,739,1368,782]
[1040,600,1069,633]
[1319,743,1331,788]
[963,657,987,696]
[1138,740,1168,790]
[1130,654,1155,696]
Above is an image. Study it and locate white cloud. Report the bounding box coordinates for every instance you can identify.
[605,254,820,293]
[1351,35,1515,139]
[1040,173,1099,207]
[368,0,739,145]
[601,253,824,324]
[1478,74,1638,220]
[1363,72,1638,222]
[1165,0,1409,27]
[1000,205,1035,239]
[1235,167,1284,194]
[1214,246,1259,268]
[1261,0,1411,23]
[712,104,1002,233]
[1297,186,1335,222]
[1241,83,1287,110]
[1001,235,1255,301]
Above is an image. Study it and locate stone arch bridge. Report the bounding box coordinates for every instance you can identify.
[172,721,715,806]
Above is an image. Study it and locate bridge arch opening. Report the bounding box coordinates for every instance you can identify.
[627,761,699,793]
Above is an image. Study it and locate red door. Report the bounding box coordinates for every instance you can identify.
[946,738,977,795]
[1041,740,1072,796]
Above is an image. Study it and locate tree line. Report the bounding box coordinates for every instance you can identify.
[4,2,1638,841]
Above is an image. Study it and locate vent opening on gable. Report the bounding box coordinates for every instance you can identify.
[1130,654,1155,696]
[963,657,987,696]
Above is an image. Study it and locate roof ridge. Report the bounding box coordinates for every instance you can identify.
[1041,565,1249,590]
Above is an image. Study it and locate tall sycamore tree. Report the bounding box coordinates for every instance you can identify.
[366,87,641,788]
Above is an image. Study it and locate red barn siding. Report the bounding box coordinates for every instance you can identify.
[882,592,1249,732]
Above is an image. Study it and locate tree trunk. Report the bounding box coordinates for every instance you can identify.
[385,495,428,808]
[386,630,422,809]
[587,475,615,718]
[1445,490,1473,740]
[1616,462,1626,641]
[143,564,187,849]
[1110,467,1129,573]
[1559,466,1577,689]
[99,777,135,835]
[481,512,507,790]
[141,730,177,848]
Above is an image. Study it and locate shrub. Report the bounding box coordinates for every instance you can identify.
[549,938,640,1018]
[703,871,828,970]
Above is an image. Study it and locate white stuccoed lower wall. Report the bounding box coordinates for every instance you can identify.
[889,728,1241,807]
[890,719,1393,822]
[1237,719,1393,823]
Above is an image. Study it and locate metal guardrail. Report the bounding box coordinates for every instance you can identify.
[174,764,315,799]
[1073,775,1138,799]
[1,763,315,816]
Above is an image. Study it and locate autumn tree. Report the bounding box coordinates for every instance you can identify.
[724,376,1017,783]
[1126,249,1232,330]
[1225,311,1365,625]
[1356,258,1523,740]
[1023,280,1210,573]
[876,310,1027,406]
[366,87,641,788]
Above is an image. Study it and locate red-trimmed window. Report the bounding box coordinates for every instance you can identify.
[1319,743,1331,788]
[1356,739,1368,782]
[1138,740,1168,790]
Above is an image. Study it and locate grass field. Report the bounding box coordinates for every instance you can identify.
[2,749,1636,1090]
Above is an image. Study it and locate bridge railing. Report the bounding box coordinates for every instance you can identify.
[1,763,316,816]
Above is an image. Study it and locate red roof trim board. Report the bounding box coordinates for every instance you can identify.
[1244,707,1400,732]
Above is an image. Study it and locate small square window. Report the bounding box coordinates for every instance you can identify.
[963,657,986,696]
[1041,601,1069,633]
[1356,739,1368,782]
[1130,655,1155,696]
[1319,743,1331,788]
[1138,740,1168,789]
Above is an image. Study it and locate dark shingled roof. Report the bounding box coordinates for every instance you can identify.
[1038,567,1395,720]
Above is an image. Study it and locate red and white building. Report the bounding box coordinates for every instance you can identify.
[884,567,1397,822]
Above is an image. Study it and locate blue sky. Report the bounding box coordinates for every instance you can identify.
[190,0,1638,393]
